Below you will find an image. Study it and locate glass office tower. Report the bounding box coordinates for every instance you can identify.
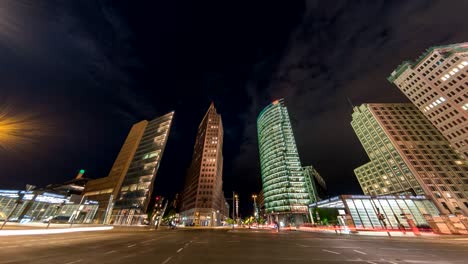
[84,112,174,225]
[112,112,174,225]
[351,104,467,215]
[257,99,311,225]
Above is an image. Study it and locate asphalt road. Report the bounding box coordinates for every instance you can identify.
[0,228,467,264]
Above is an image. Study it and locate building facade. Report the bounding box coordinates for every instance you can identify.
[0,189,98,224]
[388,43,468,159]
[83,112,174,224]
[352,104,468,215]
[303,165,327,200]
[180,103,227,226]
[257,99,314,225]
[309,195,440,230]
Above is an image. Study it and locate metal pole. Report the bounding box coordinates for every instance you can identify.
[232,192,235,227]
[103,194,114,225]
[156,200,168,229]
[47,202,65,229]
[235,196,239,223]
[70,196,86,228]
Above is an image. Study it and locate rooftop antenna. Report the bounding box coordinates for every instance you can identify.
[346,97,355,111]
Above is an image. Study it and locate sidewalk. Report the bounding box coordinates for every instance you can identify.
[297,226,468,239]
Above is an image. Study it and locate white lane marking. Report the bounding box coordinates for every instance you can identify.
[2,245,18,248]
[380,247,408,251]
[65,260,83,264]
[177,248,183,253]
[353,250,367,255]
[384,261,398,264]
[128,244,136,248]
[162,257,172,264]
[367,261,377,264]
[322,249,340,255]
[104,250,117,255]
[297,244,360,249]
[402,261,450,264]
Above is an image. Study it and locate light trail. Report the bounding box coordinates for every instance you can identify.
[0,226,113,236]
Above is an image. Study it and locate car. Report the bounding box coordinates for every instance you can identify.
[42,215,70,223]
[8,215,32,223]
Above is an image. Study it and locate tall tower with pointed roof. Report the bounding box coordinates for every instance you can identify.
[180,103,227,226]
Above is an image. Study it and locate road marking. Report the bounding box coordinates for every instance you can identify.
[402,261,448,264]
[353,250,367,255]
[297,244,360,249]
[367,261,377,264]
[322,249,340,255]
[65,260,82,264]
[142,235,170,244]
[104,250,117,255]
[162,257,172,264]
[177,248,183,253]
[128,244,136,248]
[380,247,408,251]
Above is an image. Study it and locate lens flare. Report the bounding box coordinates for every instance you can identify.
[0,105,47,152]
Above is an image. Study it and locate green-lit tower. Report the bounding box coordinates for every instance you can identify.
[257,99,313,226]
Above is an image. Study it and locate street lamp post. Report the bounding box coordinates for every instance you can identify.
[252,194,258,225]
[235,194,239,224]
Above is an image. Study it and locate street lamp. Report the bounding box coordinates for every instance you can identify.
[234,194,239,224]
[252,194,258,219]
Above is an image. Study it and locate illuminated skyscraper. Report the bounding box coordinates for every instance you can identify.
[352,104,467,215]
[257,99,313,225]
[180,103,227,226]
[388,43,468,159]
[84,112,174,224]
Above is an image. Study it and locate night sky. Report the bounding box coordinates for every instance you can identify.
[1,1,468,216]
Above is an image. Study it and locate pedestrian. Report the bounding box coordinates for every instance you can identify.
[273,220,279,232]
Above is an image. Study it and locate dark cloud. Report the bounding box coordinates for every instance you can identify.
[233,0,468,197]
[1,0,467,216]
[0,0,147,186]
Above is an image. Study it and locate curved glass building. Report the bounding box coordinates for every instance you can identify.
[257,99,313,225]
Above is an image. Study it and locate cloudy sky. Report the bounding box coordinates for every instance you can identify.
[1,0,467,215]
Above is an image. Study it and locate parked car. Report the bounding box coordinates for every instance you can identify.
[8,215,32,223]
[42,215,70,223]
